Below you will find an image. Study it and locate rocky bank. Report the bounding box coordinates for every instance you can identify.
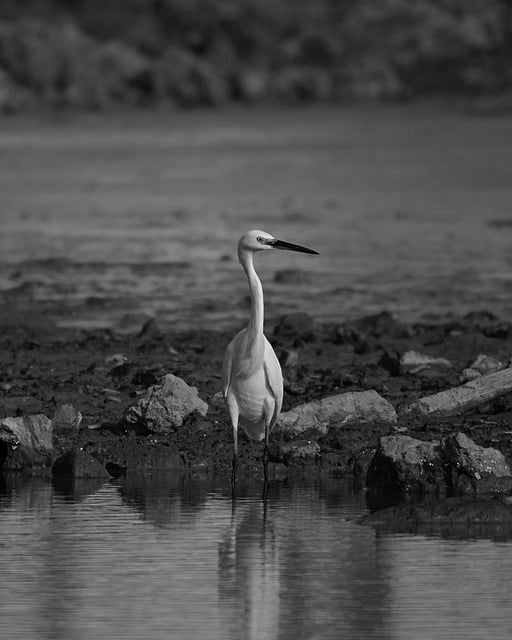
[2,303,512,525]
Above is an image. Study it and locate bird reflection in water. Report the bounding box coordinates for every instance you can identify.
[218,487,279,639]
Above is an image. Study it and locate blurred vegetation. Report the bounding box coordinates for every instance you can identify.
[0,0,511,113]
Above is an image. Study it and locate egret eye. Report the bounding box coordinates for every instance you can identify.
[256,236,265,244]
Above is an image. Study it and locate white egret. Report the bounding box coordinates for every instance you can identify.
[222,229,318,483]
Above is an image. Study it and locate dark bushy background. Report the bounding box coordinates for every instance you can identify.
[0,0,511,112]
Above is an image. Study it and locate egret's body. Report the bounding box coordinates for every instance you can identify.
[223,329,282,442]
[222,230,318,482]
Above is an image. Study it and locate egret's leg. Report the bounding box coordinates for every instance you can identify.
[227,398,239,485]
[263,418,271,484]
[232,429,238,486]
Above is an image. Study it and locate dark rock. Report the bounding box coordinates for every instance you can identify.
[366,432,512,497]
[52,404,82,436]
[366,435,444,494]
[52,450,110,479]
[124,374,208,434]
[348,447,377,481]
[442,432,512,495]
[0,445,35,473]
[274,312,315,340]
[0,414,53,470]
[105,461,126,478]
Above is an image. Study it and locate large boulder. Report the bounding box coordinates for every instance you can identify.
[276,390,397,442]
[124,374,208,434]
[366,434,444,493]
[366,432,512,496]
[0,414,53,470]
[442,432,512,495]
[52,450,110,479]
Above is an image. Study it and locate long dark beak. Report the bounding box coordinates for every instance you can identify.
[270,238,319,255]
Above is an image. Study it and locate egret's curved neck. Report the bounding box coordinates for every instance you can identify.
[239,249,264,340]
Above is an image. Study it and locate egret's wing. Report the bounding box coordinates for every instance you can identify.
[263,339,283,429]
[222,329,245,399]
[222,341,234,399]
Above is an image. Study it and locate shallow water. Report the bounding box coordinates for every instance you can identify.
[1,106,512,331]
[1,475,512,640]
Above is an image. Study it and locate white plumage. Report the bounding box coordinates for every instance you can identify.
[222,229,318,482]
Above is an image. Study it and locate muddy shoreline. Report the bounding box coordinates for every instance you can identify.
[2,300,512,494]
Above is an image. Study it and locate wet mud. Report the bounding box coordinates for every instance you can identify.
[2,301,512,490]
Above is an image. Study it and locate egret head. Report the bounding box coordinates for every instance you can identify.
[238,229,318,257]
